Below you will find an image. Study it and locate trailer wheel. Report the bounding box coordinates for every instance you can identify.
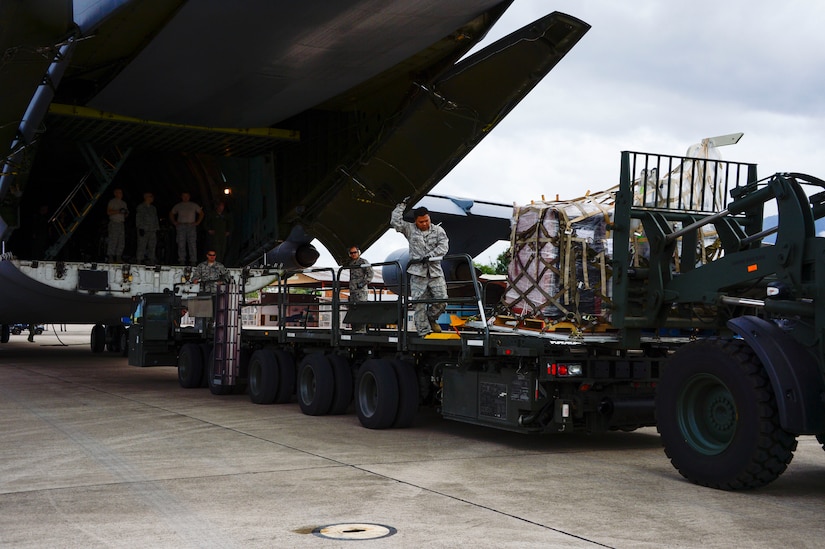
[199,344,212,387]
[119,328,129,357]
[248,349,279,404]
[356,359,399,429]
[106,326,121,353]
[391,359,418,428]
[90,324,106,353]
[207,348,233,396]
[297,354,335,416]
[0,324,9,343]
[273,350,295,404]
[656,339,797,490]
[235,349,251,394]
[178,343,205,388]
[326,354,353,415]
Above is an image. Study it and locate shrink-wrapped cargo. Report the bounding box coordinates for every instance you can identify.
[500,139,732,329]
[502,189,615,325]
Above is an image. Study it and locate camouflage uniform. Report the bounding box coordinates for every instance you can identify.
[106,196,128,261]
[170,200,202,264]
[391,202,449,336]
[348,255,374,333]
[193,260,229,292]
[348,256,374,303]
[135,201,159,263]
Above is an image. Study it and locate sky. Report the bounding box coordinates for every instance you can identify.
[314,0,825,268]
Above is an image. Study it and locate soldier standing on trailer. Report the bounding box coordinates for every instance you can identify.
[391,200,449,337]
[192,249,229,293]
[347,246,374,333]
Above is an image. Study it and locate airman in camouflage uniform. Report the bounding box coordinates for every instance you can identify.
[135,192,159,264]
[347,246,374,333]
[169,191,204,265]
[192,250,229,292]
[391,201,449,336]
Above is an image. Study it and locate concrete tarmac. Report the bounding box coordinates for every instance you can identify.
[2,326,825,548]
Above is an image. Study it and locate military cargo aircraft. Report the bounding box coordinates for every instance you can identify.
[0,0,588,331]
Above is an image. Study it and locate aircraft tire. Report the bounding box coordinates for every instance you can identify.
[273,349,295,404]
[297,353,335,416]
[178,343,205,388]
[326,354,353,415]
[90,325,106,353]
[355,359,399,429]
[1,324,9,343]
[391,359,418,428]
[248,349,279,404]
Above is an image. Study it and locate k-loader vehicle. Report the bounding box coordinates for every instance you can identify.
[128,148,825,490]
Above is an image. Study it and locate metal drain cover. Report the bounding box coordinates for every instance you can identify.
[312,523,397,540]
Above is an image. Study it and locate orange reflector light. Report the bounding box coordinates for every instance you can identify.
[747,264,758,272]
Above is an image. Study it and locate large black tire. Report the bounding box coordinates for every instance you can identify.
[90,324,106,353]
[199,344,212,387]
[119,328,129,357]
[326,354,353,415]
[178,343,205,388]
[208,348,234,395]
[355,359,399,429]
[248,349,279,404]
[0,324,9,343]
[656,339,797,490]
[106,326,121,353]
[391,359,419,428]
[273,349,296,404]
[297,354,335,416]
[235,348,251,395]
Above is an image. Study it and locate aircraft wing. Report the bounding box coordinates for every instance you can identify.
[298,12,590,264]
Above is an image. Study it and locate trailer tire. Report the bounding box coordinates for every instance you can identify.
[326,354,353,415]
[656,339,797,490]
[106,326,121,353]
[297,354,335,416]
[1,324,9,343]
[391,359,418,428]
[235,349,251,395]
[199,344,212,387]
[248,349,279,404]
[207,348,234,396]
[273,350,295,404]
[356,359,399,429]
[119,328,129,357]
[91,324,106,353]
[178,343,205,388]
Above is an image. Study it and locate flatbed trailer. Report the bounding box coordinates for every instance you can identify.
[129,147,825,490]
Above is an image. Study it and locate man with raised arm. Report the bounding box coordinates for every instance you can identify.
[391,200,449,337]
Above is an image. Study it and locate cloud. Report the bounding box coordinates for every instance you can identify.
[317,0,825,267]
